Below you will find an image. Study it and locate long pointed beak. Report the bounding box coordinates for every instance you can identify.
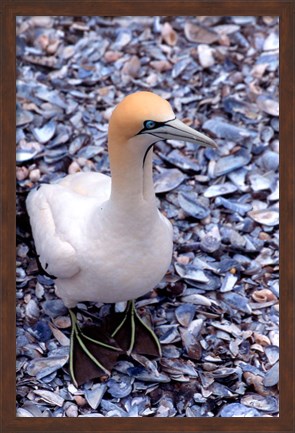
[152,118,217,148]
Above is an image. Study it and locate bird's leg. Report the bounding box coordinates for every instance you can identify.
[110,301,132,338]
[111,300,162,357]
[69,308,121,387]
[132,301,162,357]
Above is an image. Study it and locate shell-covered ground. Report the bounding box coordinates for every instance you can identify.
[16,15,279,417]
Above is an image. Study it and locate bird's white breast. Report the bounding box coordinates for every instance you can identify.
[56,200,173,307]
[27,172,173,307]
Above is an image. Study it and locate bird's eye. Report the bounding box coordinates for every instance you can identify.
[144,120,156,130]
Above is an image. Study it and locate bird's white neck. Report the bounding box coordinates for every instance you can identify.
[108,137,157,212]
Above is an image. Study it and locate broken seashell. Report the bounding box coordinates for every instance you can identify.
[175,303,196,327]
[107,374,133,399]
[180,319,203,360]
[32,119,56,144]
[127,366,170,383]
[48,323,70,346]
[222,292,252,314]
[34,87,67,109]
[204,182,238,198]
[154,168,186,193]
[161,149,200,172]
[16,148,40,163]
[184,22,219,44]
[158,325,180,344]
[197,44,215,68]
[161,22,178,46]
[25,299,40,320]
[248,209,279,226]
[33,389,64,407]
[16,109,34,126]
[213,149,251,176]
[200,234,221,253]
[260,151,279,172]
[160,357,198,377]
[122,55,141,78]
[178,192,209,219]
[263,31,279,51]
[241,394,278,413]
[252,289,277,303]
[26,354,69,379]
[249,173,273,192]
[203,118,253,142]
[219,402,261,417]
[85,383,107,409]
[257,95,279,117]
[215,196,252,215]
[265,345,279,365]
[220,272,238,293]
[181,293,211,307]
[253,332,271,346]
[113,29,132,50]
[263,362,279,387]
[175,263,209,283]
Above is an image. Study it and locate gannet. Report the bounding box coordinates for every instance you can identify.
[26,91,217,386]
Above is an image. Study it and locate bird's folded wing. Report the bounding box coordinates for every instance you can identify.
[26,187,80,279]
[58,171,111,200]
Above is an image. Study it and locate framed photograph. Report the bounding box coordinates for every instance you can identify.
[1,1,294,432]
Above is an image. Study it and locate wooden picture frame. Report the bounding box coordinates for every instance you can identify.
[1,1,294,432]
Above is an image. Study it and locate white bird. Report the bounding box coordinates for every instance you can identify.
[26,91,216,385]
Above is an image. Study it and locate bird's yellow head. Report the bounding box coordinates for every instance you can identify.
[108,91,216,166]
[108,91,175,141]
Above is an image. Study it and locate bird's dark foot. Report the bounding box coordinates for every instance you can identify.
[68,301,161,387]
[69,309,123,387]
[111,300,162,358]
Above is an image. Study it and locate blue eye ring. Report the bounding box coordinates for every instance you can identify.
[144,120,156,130]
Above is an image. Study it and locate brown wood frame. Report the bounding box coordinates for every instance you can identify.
[1,1,294,432]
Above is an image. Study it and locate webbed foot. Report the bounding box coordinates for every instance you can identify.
[69,309,122,387]
[68,301,161,387]
[111,300,162,358]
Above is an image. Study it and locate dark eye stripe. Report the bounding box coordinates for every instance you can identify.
[136,117,176,135]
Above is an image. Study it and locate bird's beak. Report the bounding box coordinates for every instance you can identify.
[152,118,217,148]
